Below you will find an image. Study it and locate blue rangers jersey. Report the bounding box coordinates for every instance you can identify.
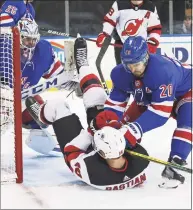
[105,54,192,133]
[0,39,64,90]
[0,0,35,26]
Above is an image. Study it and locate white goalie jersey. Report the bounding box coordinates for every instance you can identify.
[103,0,162,43]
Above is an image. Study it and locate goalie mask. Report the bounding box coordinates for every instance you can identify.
[92,126,126,159]
[18,18,40,61]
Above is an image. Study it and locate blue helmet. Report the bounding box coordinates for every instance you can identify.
[120,36,148,72]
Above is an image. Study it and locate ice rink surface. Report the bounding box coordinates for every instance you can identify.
[1,91,192,209]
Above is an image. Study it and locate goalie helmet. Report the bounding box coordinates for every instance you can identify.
[92,126,126,159]
[18,18,40,60]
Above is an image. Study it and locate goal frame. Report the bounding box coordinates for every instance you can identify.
[1,27,23,183]
[12,27,23,183]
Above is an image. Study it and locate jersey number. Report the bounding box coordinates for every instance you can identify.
[74,162,82,178]
[159,84,172,98]
[5,5,17,15]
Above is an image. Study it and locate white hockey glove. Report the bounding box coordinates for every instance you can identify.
[119,123,143,149]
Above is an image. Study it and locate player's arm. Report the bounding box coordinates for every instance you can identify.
[146,5,162,53]
[0,1,26,27]
[96,1,119,47]
[41,41,64,79]
[63,130,94,186]
[120,74,175,148]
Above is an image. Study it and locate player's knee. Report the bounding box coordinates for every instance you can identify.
[44,99,72,123]
[83,87,107,109]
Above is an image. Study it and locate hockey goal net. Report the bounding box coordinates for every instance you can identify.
[0,27,23,183]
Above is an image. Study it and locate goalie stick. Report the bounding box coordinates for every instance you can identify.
[95,36,112,95]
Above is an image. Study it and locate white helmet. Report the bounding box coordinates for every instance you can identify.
[18,18,40,60]
[92,126,126,159]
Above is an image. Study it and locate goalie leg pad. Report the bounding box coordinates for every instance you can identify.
[25,129,61,156]
[53,114,83,154]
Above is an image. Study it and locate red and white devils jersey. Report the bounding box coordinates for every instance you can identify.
[64,129,149,190]
[103,0,162,43]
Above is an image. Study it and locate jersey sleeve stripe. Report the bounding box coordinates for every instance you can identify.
[147,24,162,33]
[0,13,14,25]
[104,104,125,113]
[103,16,117,27]
[173,129,192,143]
[64,145,84,163]
[148,106,171,118]
[151,104,173,113]
[43,60,63,79]
[106,98,128,107]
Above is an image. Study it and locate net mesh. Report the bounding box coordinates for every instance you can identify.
[0,28,19,183]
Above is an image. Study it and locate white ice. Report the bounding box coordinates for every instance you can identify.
[1,91,192,209]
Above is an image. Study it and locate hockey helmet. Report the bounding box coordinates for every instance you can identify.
[120,36,148,73]
[92,126,126,159]
[18,18,40,59]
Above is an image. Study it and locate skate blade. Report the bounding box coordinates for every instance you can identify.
[158,177,181,189]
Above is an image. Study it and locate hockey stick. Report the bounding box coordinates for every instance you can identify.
[39,27,122,48]
[95,36,112,95]
[125,149,192,174]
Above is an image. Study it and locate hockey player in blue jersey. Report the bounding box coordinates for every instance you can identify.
[0,0,35,27]
[102,36,192,188]
[0,18,76,155]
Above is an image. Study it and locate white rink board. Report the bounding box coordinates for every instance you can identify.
[45,35,192,81]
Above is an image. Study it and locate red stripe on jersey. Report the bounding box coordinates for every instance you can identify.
[64,145,84,163]
[151,104,173,113]
[43,60,62,79]
[103,16,116,27]
[80,74,100,88]
[181,90,192,100]
[147,24,162,35]
[173,130,192,142]
[105,100,128,108]
[0,15,12,21]
[83,84,102,93]
[67,151,84,163]
[64,145,82,153]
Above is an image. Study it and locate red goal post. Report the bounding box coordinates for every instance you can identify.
[0,27,23,183]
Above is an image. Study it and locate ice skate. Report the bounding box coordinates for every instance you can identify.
[25,96,48,128]
[158,155,186,189]
[74,37,88,73]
